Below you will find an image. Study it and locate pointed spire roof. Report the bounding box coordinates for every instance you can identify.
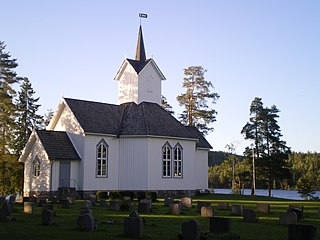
[135,25,146,62]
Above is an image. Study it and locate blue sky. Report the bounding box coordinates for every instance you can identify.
[2,0,320,154]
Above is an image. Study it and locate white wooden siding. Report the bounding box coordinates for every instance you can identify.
[82,135,119,191]
[118,63,138,104]
[118,138,148,190]
[195,149,209,189]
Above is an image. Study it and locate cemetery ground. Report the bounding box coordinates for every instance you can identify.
[1,193,320,240]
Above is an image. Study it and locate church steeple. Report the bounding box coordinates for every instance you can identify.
[135,25,146,62]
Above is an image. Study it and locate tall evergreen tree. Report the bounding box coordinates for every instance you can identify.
[0,41,20,195]
[177,66,219,135]
[241,97,290,197]
[15,77,43,155]
[41,109,54,129]
[160,95,174,115]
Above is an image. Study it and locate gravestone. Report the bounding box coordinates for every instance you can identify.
[243,209,257,222]
[197,201,211,213]
[141,198,152,209]
[209,217,231,234]
[218,202,229,210]
[287,208,303,222]
[83,200,92,209]
[88,195,96,206]
[80,208,92,216]
[289,204,304,212]
[201,206,214,217]
[42,208,54,226]
[109,200,120,211]
[124,217,144,238]
[24,202,34,214]
[99,199,107,207]
[288,224,317,240]
[169,203,181,215]
[138,202,150,214]
[279,212,298,225]
[181,197,192,208]
[181,219,200,240]
[231,205,243,216]
[164,197,173,207]
[77,213,95,231]
[0,202,11,222]
[256,203,270,213]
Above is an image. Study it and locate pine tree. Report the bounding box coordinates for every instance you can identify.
[160,95,174,115]
[15,77,43,155]
[176,66,219,135]
[0,41,20,195]
[41,109,54,129]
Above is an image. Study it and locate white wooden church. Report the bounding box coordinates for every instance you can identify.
[19,25,212,198]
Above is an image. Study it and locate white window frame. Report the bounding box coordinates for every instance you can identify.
[96,139,108,178]
[162,143,172,178]
[173,143,183,178]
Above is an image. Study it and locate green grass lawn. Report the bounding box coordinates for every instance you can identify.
[1,194,320,240]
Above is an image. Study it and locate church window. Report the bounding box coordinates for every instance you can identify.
[96,139,108,177]
[173,144,183,177]
[162,143,171,177]
[33,157,40,177]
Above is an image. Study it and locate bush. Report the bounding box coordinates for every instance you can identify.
[96,191,109,200]
[146,191,157,202]
[136,191,146,201]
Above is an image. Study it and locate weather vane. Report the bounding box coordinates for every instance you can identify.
[139,13,148,25]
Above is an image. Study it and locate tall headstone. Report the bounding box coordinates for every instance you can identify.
[209,217,231,234]
[181,219,200,240]
[181,197,192,208]
[42,208,54,226]
[124,217,144,238]
[287,208,303,222]
[169,203,181,215]
[77,213,95,231]
[24,202,34,214]
[288,224,317,240]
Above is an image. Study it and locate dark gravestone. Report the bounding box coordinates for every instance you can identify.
[231,205,243,216]
[88,195,96,206]
[42,208,54,226]
[109,200,120,211]
[181,197,192,208]
[99,199,106,207]
[80,208,92,215]
[140,198,152,209]
[83,200,92,209]
[77,213,95,231]
[243,209,257,222]
[197,201,211,213]
[209,217,231,234]
[0,202,11,222]
[287,208,303,222]
[164,197,173,207]
[181,219,200,240]
[138,202,150,214]
[218,202,229,210]
[288,224,317,240]
[201,206,214,217]
[279,212,298,225]
[124,217,144,238]
[24,202,34,214]
[256,203,270,213]
[169,203,181,215]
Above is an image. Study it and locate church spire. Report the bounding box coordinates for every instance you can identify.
[135,25,146,62]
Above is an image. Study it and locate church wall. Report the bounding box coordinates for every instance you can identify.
[82,135,119,191]
[118,137,148,190]
[146,138,198,190]
[138,63,162,104]
[195,149,209,189]
[118,64,138,104]
[23,138,51,196]
[52,103,84,135]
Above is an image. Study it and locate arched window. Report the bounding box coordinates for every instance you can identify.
[33,157,40,177]
[162,143,172,177]
[173,144,183,177]
[96,139,108,177]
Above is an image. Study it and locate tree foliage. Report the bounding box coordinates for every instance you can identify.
[160,95,174,115]
[15,77,43,155]
[177,66,219,135]
[0,41,21,195]
[241,97,290,196]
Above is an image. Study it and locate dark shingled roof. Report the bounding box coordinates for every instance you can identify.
[127,58,152,73]
[64,98,212,149]
[185,126,212,149]
[36,130,81,160]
